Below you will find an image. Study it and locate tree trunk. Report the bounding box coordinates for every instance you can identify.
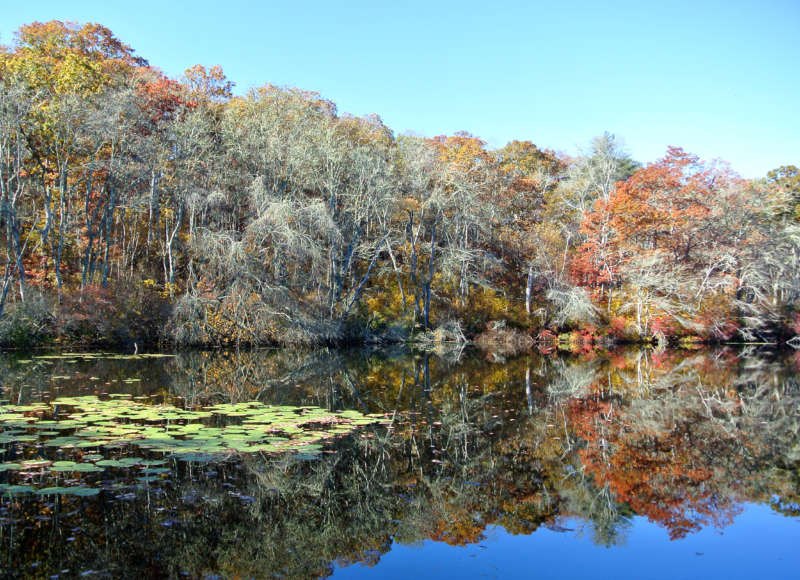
[526,264,534,315]
[423,220,437,329]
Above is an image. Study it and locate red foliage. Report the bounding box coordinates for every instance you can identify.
[791,312,800,335]
[649,315,677,337]
[56,285,119,342]
[567,393,740,540]
[135,71,192,126]
[536,329,557,342]
[578,324,598,341]
[609,316,627,336]
[572,148,738,289]
[695,309,740,341]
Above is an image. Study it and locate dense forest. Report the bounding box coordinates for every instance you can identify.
[1,21,799,348]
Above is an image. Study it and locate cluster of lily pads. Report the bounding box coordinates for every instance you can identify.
[22,352,177,363]
[0,394,387,497]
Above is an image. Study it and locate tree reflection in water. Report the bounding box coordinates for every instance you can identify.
[0,347,798,578]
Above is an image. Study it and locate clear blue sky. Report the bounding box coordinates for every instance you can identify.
[2,0,798,177]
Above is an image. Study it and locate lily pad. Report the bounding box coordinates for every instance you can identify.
[63,487,100,496]
[35,486,74,495]
[141,467,170,475]
[21,460,52,469]
[72,463,105,473]
[0,484,34,495]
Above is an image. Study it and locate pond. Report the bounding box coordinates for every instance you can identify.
[0,347,798,578]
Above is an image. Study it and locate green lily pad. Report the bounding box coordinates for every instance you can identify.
[141,467,170,475]
[0,463,23,471]
[95,459,127,467]
[78,440,111,448]
[72,463,104,473]
[0,484,34,495]
[44,437,82,448]
[0,435,38,443]
[35,486,74,495]
[63,487,100,496]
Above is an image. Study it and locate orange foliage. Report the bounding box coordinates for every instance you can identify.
[569,393,741,539]
[573,148,740,288]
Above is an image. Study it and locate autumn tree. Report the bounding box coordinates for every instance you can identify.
[766,165,800,223]
[0,81,34,315]
[491,140,564,316]
[572,148,750,338]
[0,21,148,297]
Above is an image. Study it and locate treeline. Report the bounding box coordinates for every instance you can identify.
[1,21,799,347]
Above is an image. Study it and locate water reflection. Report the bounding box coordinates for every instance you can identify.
[0,347,798,578]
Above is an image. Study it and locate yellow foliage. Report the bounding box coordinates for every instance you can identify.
[453,287,529,330]
[364,273,412,326]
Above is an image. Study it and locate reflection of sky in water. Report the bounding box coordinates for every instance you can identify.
[1,348,799,578]
[334,505,800,580]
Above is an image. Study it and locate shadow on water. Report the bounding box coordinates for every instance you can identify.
[0,347,799,578]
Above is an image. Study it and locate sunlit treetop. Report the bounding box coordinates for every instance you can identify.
[182,64,234,104]
[0,20,147,96]
[135,68,194,126]
[227,83,339,125]
[429,132,494,181]
[494,139,564,194]
[494,140,563,178]
[767,165,800,193]
[336,112,394,150]
[765,164,800,222]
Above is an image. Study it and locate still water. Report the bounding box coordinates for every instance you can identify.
[0,347,798,578]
